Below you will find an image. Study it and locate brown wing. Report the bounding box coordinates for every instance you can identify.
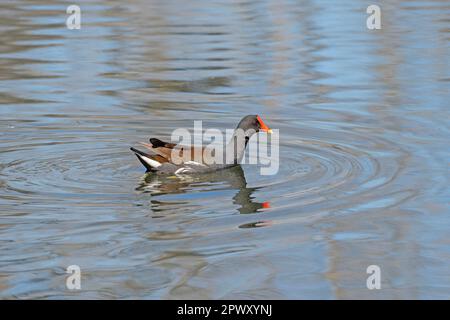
[139,138,208,164]
[139,139,175,161]
[149,154,170,163]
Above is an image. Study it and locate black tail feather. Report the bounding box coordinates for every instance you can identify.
[130,147,154,172]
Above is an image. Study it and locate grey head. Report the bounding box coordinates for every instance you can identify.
[233,114,272,140]
[227,115,272,164]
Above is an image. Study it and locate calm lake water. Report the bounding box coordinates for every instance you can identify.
[0,0,449,299]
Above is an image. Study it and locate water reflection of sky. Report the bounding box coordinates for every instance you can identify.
[0,0,449,299]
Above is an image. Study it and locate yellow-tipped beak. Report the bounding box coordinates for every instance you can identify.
[257,115,272,134]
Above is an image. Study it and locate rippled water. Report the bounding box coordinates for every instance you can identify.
[0,0,449,299]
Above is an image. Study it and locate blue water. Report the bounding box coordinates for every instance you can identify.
[0,0,449,299]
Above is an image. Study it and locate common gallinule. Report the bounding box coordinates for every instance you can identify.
[130,115,272,174]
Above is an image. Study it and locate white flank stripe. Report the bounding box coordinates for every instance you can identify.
[175,167,191,174]
[141,155,162,168]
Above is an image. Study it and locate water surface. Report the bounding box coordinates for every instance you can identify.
[0,0,449,299]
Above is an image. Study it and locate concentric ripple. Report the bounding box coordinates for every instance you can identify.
[239,121,409,218]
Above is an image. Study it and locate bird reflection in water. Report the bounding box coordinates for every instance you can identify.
[136,166,270,215]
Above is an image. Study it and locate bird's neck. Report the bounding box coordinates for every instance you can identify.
[226,130,251,164]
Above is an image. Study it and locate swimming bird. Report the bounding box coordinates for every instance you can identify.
[130,115,272,174]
